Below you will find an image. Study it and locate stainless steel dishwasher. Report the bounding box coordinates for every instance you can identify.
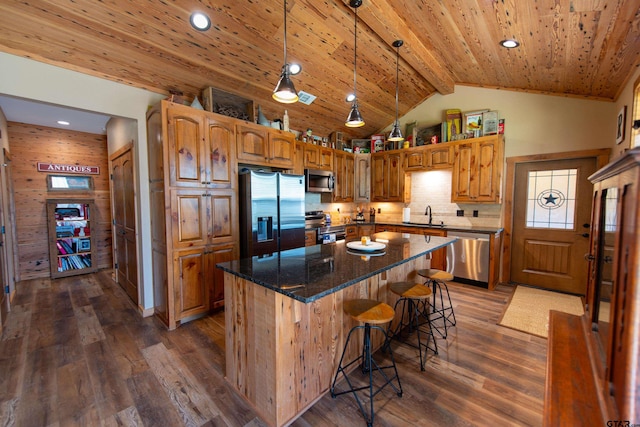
[446,231,490,286]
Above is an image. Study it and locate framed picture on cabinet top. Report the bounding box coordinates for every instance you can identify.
[616,105,626,144]
[463,110,488,138]
[632,74,640,148]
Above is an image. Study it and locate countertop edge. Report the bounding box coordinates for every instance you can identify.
[218,236,457,304]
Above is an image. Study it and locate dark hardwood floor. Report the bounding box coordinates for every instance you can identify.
[0,270,547,426]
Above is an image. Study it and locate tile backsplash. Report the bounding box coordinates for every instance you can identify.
[305,169,503,227]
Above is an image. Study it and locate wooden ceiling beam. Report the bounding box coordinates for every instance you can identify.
[344,0,456,95]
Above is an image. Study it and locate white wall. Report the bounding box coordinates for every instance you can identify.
[612,66,640,158]
[0,52,165,311]
[387,85,616,158]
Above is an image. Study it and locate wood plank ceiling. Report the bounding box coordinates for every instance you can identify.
[0,0,638,139]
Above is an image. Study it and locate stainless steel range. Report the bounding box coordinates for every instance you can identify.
[316,224,346,244]
[305,210,325,228]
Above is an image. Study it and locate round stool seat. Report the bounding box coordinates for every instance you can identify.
[389,282,432,300]
[344,299,395,325]
[417,268,453,282]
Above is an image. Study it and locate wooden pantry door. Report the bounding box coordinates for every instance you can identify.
[510,157,597,295]
[110,144,138,304]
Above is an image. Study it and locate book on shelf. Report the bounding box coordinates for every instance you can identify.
[56,241,67,255]
[445,109,462,141]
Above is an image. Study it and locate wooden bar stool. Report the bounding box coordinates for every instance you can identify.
[416,268,457,338]
[384,282,438,371]
[331,299,403,427]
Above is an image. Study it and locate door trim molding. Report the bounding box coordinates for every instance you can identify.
[501,149,610,284]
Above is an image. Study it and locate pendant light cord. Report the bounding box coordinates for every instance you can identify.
[283,0,288,68]
[395,44,399,123]
[352,5,357,99]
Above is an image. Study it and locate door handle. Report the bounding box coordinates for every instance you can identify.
[584,253,595,261]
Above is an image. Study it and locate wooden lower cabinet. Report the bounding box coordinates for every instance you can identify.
[210,243,236,309]
[173,243,235,319]
[304,229,317,246]
[358,224,374,237]
[345,224,358,241]
[174,248,209,319]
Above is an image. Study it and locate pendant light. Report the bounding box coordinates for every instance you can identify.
[388,40,404,141]
[273,0,299,103]
[345,0,364,128]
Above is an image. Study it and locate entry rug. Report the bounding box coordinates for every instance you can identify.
[498,286,584,338]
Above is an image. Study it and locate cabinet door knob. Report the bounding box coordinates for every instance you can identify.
[584,253,595,261]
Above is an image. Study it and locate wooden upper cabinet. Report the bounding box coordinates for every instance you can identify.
[170,189,236,249]
[166,103,236,188]
[404,148,427,171]
[428,144,453,169]
[371,151,406,202]
[403,144,452,172]
[236,122,269,165]
[302,143,333,171]
[319,146,334,170]
[205,115,236,188]
[167,106,204,187]
[451,135,504,203]
[333,150,354,202]
[236,122,294,168]
[354,154,370,202]
[371,153,385,201]
[267,129,295,168]
[387,152,404,201]
[170,189,209,249]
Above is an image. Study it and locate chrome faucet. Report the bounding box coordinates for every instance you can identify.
[425,205,432,225]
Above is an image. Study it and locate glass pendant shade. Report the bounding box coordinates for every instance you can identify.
[273,65,298,103]
[388,122,403,141]
[273,0,298,104]
[346,101,365,127]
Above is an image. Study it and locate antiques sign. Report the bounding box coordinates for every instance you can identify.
[37,162,100,175]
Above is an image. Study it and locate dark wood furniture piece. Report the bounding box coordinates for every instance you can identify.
[545,147,640,424]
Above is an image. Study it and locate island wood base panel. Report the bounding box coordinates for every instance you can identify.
[223,256,429,427]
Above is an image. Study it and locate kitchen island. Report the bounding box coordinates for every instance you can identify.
[217,232,456,427]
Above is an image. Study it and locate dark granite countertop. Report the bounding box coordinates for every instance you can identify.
[351,221,503,234]
[217,232,456,304]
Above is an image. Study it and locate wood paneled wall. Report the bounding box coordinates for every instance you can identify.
[8,122,112,280]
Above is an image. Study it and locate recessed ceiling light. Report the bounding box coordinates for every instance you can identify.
[345,93,355,102]
[190,12,211,31]
[500,39,520,48]
[57,120,70,126]
[289,63,301,75]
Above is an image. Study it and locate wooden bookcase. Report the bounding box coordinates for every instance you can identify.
[47,199,97,278]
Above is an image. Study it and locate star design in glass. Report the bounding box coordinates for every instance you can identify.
[543,193,559,205]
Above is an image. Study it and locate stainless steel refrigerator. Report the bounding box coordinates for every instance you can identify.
[239,170,305,257]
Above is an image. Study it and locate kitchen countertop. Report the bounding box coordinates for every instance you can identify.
[351,220,503,234]
[216,232,456,303]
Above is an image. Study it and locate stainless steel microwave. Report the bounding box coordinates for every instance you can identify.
[304,169,334,193]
